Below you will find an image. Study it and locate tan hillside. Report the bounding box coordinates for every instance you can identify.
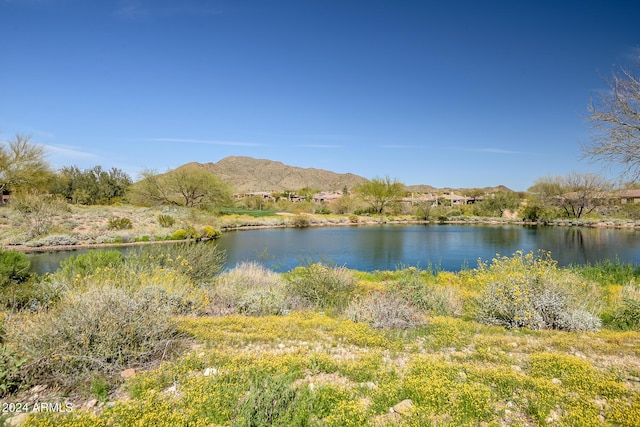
[406,184,514,195]
[199,156,368,192]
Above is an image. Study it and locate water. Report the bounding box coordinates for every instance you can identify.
[26,224,640,275]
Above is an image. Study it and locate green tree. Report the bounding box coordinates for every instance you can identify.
[0,134,54,193]
[130,164,233,208]
[473,191,521,217]
[53,165,132,204]
[584,61,640,180]
[354,176,405,214]
[528,172,611,218]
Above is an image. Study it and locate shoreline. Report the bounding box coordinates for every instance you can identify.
[5,216,639,254]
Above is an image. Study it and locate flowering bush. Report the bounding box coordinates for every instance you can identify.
[475,251,602,331]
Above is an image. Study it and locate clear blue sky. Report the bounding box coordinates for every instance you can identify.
[1,0,639,191]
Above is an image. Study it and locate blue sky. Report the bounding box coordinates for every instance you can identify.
[1,0,639,191]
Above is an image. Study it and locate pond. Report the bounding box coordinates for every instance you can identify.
[25,224,640,275]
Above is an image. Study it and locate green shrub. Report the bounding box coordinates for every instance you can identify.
[235,373,309,426]
[171,229,188,240]
[131,242,226,284]
[315,206,332,215]
[212,262,287,316]
[0,249,31,287]
[185,225,201,239]
[157,214,176,228]
[13,285,184,390]
[0,345,25,396]
[286,263,355,312]
[344,291,426,329]
[611,284,640,330]
[291,214,310,228]
[107,217,133,230]
[390,267,462,316]
[200,225,220,239]
[58,249,124,281]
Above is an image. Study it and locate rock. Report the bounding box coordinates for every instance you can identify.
[85,399,99,408]
[120,368,136,379]
[5,413,29,427]
[203,367,218,376]
[551,378,562,385]
[30,384,47,394]
[390,399,414,416]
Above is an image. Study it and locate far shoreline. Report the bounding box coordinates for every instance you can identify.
[6,216,640,254]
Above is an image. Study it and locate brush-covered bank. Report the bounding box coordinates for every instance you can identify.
[1,246,640,427]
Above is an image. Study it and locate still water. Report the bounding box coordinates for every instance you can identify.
[26,224,640,275]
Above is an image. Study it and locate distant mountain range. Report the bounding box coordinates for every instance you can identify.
[179,156,512,194]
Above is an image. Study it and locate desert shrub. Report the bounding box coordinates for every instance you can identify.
[200,225,220,239]
[25,234,79,247]
[184,225,201,239]
[389,267,463,316]
[211,262,287,316]
[58,249,124,281]
[235,373,310,426]
[0,249,31,287]
[475,251,602,331]
[611,284,640,330]
[157,214,176,227]
[107,216,133,230]
[10,191,69,238]
[0,345,25,396]
[130,242,226,284]
[171,229,188,240]
[413,202,432,221]
[291,214,310,228]
[348,214,359,223]
[286,263,355,312]
[315,206,332,215]
[344,291,426,329]
[12,285,184,390]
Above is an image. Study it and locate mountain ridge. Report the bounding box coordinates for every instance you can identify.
[179,156,513,194]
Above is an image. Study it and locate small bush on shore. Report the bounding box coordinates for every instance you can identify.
[211,262,288,316]
[389,266,463,316]
[0,249,31,287]
[58,249,124,282]
[344,291,426,329]
[129,241,226,284]
[285,263,355,312]
[611,284,640,330]
[475,251,602,331]
[24,234,79,247]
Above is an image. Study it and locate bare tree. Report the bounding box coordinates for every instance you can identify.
[528,172,611,218]
[584,61,640,180]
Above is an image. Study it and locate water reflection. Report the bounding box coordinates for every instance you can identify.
[26,224,640,275]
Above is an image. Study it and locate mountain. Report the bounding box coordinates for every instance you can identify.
[173,156,513,194]
[198,156,368,192]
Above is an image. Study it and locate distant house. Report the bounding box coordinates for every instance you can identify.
[616,189,640,204]
[234,192,274,200]
[312,192,343,203]
[400,193,437,207]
